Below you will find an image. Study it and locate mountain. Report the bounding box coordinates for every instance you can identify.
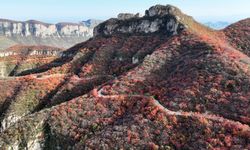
[0,4,249,149]
[203,21,230,29]
[0,19,101,50]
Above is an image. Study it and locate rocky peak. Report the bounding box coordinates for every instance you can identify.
[93,5,195,37]
[117,13,141,20]
[145,4,181,17]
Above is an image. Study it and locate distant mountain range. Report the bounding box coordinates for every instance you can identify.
[0,19,103,50]
[203,21,231,29]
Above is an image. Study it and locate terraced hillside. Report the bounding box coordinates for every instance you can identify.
[0,5,249,149]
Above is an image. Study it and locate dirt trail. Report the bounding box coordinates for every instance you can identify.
[93,87,250,129]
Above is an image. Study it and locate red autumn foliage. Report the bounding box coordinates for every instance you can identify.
[1,15,250,150]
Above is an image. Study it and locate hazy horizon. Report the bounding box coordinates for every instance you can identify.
[0,0,249,24]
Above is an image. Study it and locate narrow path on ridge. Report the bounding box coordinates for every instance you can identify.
[92,86,250,128]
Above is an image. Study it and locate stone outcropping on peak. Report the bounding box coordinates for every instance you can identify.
[145,4,180,17]
[117,13,141,20]
[93,5,196,37]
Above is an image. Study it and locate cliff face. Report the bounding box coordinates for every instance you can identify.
[0,20,89,37]
[94,5,192,37]
[0,19,102,49]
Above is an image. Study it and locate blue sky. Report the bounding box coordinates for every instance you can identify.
[0,0,249,23]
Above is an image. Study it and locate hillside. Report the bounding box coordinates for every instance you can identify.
[223,18,250,56]
[0,19,102,50]
[0,5,249,149]
[0,45,64,77]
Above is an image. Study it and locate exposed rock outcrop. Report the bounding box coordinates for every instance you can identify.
[0,20,89,38]
[93,5,191,36]
[145,4,180,17]
[93,4,203,37]
[117,13,140,20]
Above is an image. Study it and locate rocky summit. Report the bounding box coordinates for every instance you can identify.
[0,19,102,50]
[0,4,249,150]
[94,5,186,36]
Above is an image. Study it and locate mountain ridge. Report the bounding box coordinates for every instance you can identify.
[0,19,103,50]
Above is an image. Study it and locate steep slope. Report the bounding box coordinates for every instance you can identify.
[0,4,249,149]
[224,18,250,56]
[0,19,101,49]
